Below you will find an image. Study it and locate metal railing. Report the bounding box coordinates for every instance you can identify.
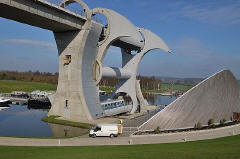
[42,0,103,24]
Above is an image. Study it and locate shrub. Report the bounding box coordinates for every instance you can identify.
[208,119,214,126]
[222,118,226,123]
[154,126,160,133]
[220,120,224,125]
[220,118,226,125]
[238,113,240,121]
[194,122,202,129]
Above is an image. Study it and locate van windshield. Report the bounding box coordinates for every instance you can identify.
[94,126,101,132]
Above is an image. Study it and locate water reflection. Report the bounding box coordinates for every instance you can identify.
[49,123,88,137]
[0,105,51,137]
[144,94,177,106]
[0,105,87,137]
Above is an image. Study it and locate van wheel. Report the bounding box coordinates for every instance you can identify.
[92,134,96,138]
[110,134,114,138]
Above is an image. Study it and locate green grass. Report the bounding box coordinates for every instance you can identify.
[42,115,93,129]
[1,135,240,159]
[0,80,57,93]
[0,80,193,94]
[144,89,166,94]
[99,86,114,93]
[161,83,193,91]
[0,80,113,93]
[144,84,193,94]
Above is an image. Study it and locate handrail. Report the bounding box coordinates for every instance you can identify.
[43,0,103,24]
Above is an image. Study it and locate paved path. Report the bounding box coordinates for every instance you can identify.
[0,136,131,146]
[1,123,240,146]
[123,110,157,127]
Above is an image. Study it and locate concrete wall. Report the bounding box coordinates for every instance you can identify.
[81,23,104,119]
[139,70,240,131]
[48,22,103,121]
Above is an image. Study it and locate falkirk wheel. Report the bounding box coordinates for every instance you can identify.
[48,0,171,122]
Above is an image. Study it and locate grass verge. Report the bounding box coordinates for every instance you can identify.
[42,115,93,129]
[1,135,240,159]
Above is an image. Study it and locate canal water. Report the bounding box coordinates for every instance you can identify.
[145,94,177,106]
[0,105,87,137]
[0,95,177,137]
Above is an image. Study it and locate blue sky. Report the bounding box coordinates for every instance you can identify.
[0,0,239,79]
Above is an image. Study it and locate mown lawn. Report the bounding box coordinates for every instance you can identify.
[0,80,57,93]
[1,135,240,159]
[161,83,193,91]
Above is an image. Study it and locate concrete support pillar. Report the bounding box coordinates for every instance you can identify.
[48,23,104,122]
[112,49,142,114]
[136,80,149,112]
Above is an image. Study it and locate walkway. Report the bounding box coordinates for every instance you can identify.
[0,123,240,146]
[123,110,157,127]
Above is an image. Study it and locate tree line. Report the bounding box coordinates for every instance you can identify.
[0,71,58,84]
[137,75,161,90]
[0,71,162,90]
[100,75,162,90]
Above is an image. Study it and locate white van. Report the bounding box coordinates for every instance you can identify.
[89,124,122,138]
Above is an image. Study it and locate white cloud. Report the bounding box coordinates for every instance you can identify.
[138,37,240,79]
[181,2,240,25]
[0,39,56,49]
[172,38,210,58]
[159,0,240,26]
[171,38,240,78]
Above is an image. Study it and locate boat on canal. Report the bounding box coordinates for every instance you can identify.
[0,97,11,107]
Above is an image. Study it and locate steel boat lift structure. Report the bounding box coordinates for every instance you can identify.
[48,0,171,122]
